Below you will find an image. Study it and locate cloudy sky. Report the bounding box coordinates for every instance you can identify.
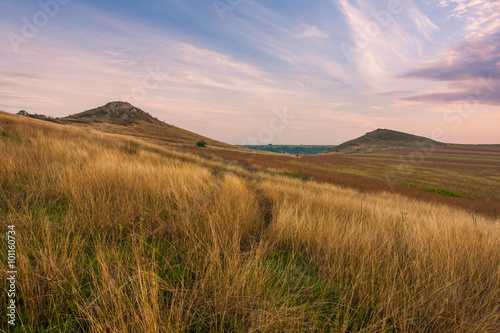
[1,0,499,144]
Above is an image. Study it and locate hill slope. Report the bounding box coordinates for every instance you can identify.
[60,101,237,149]
[1,111,499,332]
[324,128,446,154]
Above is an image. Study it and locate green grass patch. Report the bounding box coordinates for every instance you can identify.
[283,171,301,179]
[283,171,310,181]
[403,184,469,198]
[30,199,69,224]
[263,250,339,328]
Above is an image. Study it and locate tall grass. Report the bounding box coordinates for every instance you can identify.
[1,112,499,332]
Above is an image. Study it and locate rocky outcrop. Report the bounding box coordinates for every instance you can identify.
[17,110,61,123]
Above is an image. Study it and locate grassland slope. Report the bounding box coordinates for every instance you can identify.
[1,111,499,332]
[59,101,238,149]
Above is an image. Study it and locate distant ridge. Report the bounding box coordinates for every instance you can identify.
[324,128,446,154]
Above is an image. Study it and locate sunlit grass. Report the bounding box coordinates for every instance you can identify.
[1,112,499,332]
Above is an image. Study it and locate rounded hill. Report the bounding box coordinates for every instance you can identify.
[324,129,446,154]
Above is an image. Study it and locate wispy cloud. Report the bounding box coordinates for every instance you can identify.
[402,84,499,105]
[198,0,354,86]
[438,0,500,32]
[400,0,500,106]
[324,102,353,108]
[335,0,438,87]
[297,25,329,38]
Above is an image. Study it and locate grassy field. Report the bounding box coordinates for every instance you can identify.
[239,145,335,155]
[186,145,500,217]
[1,112,500,332]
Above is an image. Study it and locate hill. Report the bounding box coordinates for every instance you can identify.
[59,101,236,149]
[324,128,446,154]
[62,101,161,125]
[17,101,235,149]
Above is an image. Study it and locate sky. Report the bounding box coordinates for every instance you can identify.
[0,0,499,145]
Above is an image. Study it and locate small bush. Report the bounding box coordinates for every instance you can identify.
[196,140,207,148]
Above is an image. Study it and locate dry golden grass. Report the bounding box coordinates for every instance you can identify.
[62,113,238,150]
[1,112,499,332]
[185,147,500,217]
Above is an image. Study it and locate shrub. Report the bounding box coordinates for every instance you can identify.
[196,140,207,148]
